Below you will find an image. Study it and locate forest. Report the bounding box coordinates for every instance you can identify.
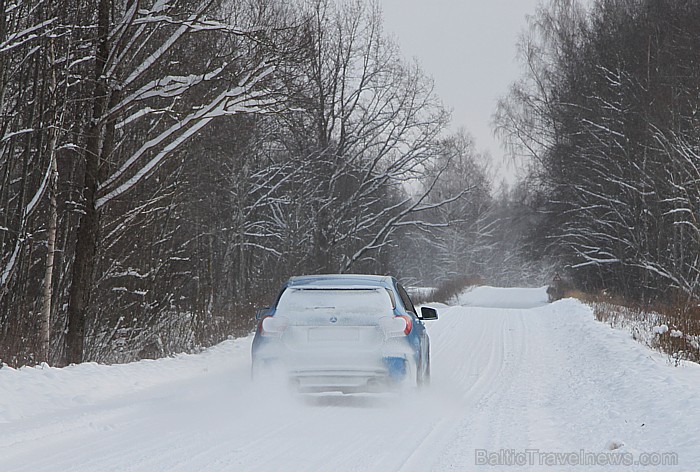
[2,0,699,367]
[497,0,700,303]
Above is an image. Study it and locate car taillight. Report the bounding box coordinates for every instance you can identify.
[398,315,412,335]
[380,315,412,337]
[260,316,288,338]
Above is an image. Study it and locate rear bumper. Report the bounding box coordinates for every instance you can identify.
[252,339,418,392]
[289,367,389,393]
[288,357,409,393]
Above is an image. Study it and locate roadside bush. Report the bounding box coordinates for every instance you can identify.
[569,291,700,366]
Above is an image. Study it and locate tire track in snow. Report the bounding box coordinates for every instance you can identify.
[395,306,513,471]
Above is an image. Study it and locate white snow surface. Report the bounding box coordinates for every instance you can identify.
[2,287,699,471]
[454,285,549,309]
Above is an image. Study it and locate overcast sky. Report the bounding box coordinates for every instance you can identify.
[379,0,543,183]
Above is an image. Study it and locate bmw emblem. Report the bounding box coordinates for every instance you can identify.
[329,316,338,324]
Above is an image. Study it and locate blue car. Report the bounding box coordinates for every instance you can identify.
[251,274,438,393]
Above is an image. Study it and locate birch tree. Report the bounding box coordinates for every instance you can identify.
[0,0,86,364]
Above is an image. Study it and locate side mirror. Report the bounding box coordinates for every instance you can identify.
[419,306,438,321]
[255,307,271,320]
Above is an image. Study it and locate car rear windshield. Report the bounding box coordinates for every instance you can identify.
[275,288,394,317]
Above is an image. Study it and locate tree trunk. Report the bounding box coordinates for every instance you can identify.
[39,155,58,363]
[64,0,110,365]
[64,147,101,365]
[39,37,62,365]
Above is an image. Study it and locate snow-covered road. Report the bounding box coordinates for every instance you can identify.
[2,287,699,471]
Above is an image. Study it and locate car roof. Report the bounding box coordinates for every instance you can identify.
[286,274,394,289]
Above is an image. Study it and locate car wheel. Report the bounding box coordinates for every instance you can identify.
[251,359,269,381]
[418,354,431,387]
[424,357,431,384]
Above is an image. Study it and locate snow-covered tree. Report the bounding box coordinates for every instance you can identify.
[496,0,700,301]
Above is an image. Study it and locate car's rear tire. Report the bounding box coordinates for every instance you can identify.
[418,355,431,387]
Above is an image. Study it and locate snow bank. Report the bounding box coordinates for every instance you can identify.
[0,336,252,423]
